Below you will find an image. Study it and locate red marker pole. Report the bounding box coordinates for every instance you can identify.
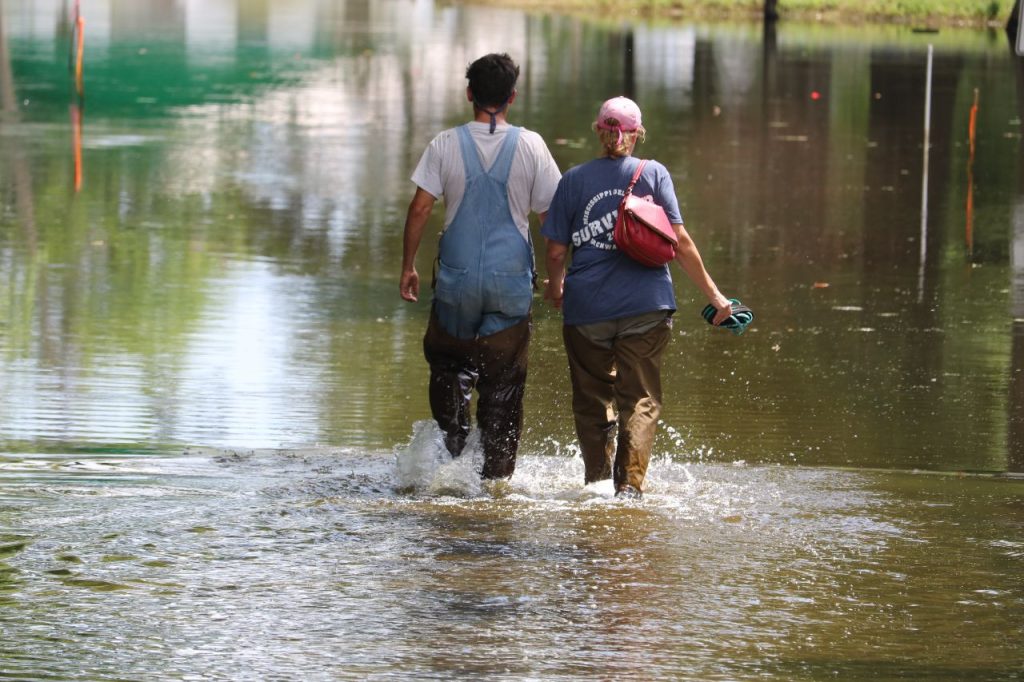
[966,88,979,256]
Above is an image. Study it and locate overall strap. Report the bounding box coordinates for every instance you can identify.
[625,159,647,196]
[455,125,522,183]
[456,124,484,178]
[488,126,521,183]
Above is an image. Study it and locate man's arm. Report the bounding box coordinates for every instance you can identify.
[400,188,437,302]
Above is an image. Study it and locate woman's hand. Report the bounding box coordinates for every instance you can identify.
[709,297,733,325]
[543,239,569,311]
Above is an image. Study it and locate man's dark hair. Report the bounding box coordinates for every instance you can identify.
[466,53,520,108]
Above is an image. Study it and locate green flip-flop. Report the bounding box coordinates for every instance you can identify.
[701,298,754,336]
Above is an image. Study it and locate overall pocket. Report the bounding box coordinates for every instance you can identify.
[490,269,533,318]
[434,262,468,306]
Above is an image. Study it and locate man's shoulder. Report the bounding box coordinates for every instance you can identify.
[428,126,462,146]
[515,126,553,150]
[515,126,544,141]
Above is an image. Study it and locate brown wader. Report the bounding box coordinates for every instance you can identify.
[562,312,671,492]
[423,307,531,479]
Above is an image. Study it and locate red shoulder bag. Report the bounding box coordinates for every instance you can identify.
[612,159,679,267]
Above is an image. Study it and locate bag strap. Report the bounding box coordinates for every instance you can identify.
[624,159,647,197]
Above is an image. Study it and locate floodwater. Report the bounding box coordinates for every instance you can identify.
[1,0,1023,679]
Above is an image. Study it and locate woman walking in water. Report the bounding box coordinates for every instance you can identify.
[541,96,735,498]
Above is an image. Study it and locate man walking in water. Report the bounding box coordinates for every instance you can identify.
[399,53,561,479]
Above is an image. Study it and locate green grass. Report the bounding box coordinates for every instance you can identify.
[461,0,1018,26]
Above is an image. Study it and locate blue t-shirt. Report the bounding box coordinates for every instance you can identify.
[541,156,683,326]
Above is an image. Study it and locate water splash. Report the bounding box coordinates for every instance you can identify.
[393,420,483,497]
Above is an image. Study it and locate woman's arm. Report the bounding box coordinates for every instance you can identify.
[544,238,568,310]
[672,223,733,324]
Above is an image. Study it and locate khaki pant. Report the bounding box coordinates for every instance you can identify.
[423,308,531,479]
[562,313,671,491]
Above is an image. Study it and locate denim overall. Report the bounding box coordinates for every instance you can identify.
[423,124,533,478]
[433,124,533,340]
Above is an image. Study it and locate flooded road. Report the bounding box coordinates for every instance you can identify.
[1,0,1023,678]
[2,439,1022,680]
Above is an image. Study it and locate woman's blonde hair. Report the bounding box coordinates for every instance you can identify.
[594,120,646,158]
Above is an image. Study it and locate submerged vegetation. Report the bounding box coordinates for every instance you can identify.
[460,0,1019,27]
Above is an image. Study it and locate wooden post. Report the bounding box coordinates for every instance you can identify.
[623,30,635,99]
[765,0,779,21]
[1015,0,1024,56]
[0,10,16,113]
[918,45,934,300]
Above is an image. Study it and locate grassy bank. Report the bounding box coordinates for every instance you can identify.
[459,0,1019,27]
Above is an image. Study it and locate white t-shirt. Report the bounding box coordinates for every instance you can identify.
[411,122,562,240]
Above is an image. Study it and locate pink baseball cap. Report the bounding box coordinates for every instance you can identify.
[594,96,642,145]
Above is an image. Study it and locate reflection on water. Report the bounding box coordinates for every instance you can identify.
[0,438,1021,680]
[1,3,1024,677]
[1,1,1023,472]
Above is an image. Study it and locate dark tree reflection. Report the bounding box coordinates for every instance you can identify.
[1008,31,1024,473]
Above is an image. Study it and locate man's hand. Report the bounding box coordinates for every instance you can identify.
[400,188,436,303]
[543,278,563,310]
[400,269,420,302]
